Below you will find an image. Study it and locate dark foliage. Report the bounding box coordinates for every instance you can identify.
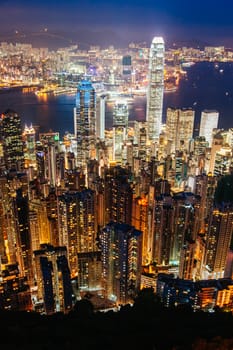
[1,293,233,350]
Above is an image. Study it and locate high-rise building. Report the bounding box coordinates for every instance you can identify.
[74,80,96,169]
[104,166,133,225]
[199,110,219,146]
[14,188,33,285]
[99,222,142,304]
[132,194,149,265]
[166,108,195,153]
[112,101,128,164]
[146,37,165,146]
[0,109,24,172]
[205,205,233,279]
[96,94,106,141]
[58,189,97,278]
[34,244,73,314]
[22,124,37,170]
[122,55,132,75]
[39,132,60,187]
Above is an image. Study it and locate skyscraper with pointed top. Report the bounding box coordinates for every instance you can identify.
[74,80,96,170]
[146,37,165,147]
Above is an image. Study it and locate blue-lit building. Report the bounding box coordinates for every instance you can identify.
[74,80,96,170]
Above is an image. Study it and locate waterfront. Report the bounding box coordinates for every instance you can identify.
[0,61,233,137]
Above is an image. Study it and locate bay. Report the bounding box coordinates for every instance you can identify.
[0,61,232,137]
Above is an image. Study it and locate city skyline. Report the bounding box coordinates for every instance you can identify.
[1,0,233,47]
[0,9,233,320]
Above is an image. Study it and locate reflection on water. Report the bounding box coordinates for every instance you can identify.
[0,62,232,136]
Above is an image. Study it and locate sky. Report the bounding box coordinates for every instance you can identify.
[0,0,233,46]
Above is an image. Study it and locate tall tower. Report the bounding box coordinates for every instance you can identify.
[199,110,219,146]
[112,101,128,164]
[96,94,106,141]
[0,109,24,172]
[146,37,165,146]
[74,80,96,170]
[14,188,33,284]
[22,124,37,171]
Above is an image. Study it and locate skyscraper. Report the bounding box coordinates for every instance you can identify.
[112,101,128,164]
[199,110,219,146]
[22,124,37,170]
[0,109,24,172]
[166,108,195,153]
[146,37,165,146]
[58,189,97,278]
[99,222,142,304]
[34,244,73,314]
[74,80,96,169]
[96,94,106,141]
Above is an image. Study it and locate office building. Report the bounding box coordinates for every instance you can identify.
[14,188,33,285]
[0,109,24,172]
[166,108,195,153]
[146,37,165,145]
[112,101,128,164]
[96,94,106,141]
[199,110,219,146]
[74,80,96,169]
[22,124,37,170]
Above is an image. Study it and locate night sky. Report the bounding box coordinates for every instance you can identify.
[0,0,233,46]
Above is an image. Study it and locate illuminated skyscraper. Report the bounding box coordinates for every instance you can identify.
[112,101,128,164]
[58,189,97,278]
[104,166,133,225]
[146,37,165,146]
[96,94,106,141]
[0,109,24,172]
[166,108,195,153]
[22,124,37,170]
[39,132,60,187]
[199,110,219,146]
[14,188,33,284]
[99,222,142,304]
[205,205,233,279]
[74,80,96,169]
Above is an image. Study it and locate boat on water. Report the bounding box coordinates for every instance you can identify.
[181,62,195,68]
[164,86,177,93]
[53,87,76,95]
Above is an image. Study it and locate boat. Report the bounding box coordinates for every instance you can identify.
[181,62,195,68]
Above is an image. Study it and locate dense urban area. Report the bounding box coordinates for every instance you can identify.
[0,38,233,349]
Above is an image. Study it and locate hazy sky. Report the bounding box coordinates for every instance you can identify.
[0,0,232,44]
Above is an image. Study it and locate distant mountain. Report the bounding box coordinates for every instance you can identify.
[0,29,129,49]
